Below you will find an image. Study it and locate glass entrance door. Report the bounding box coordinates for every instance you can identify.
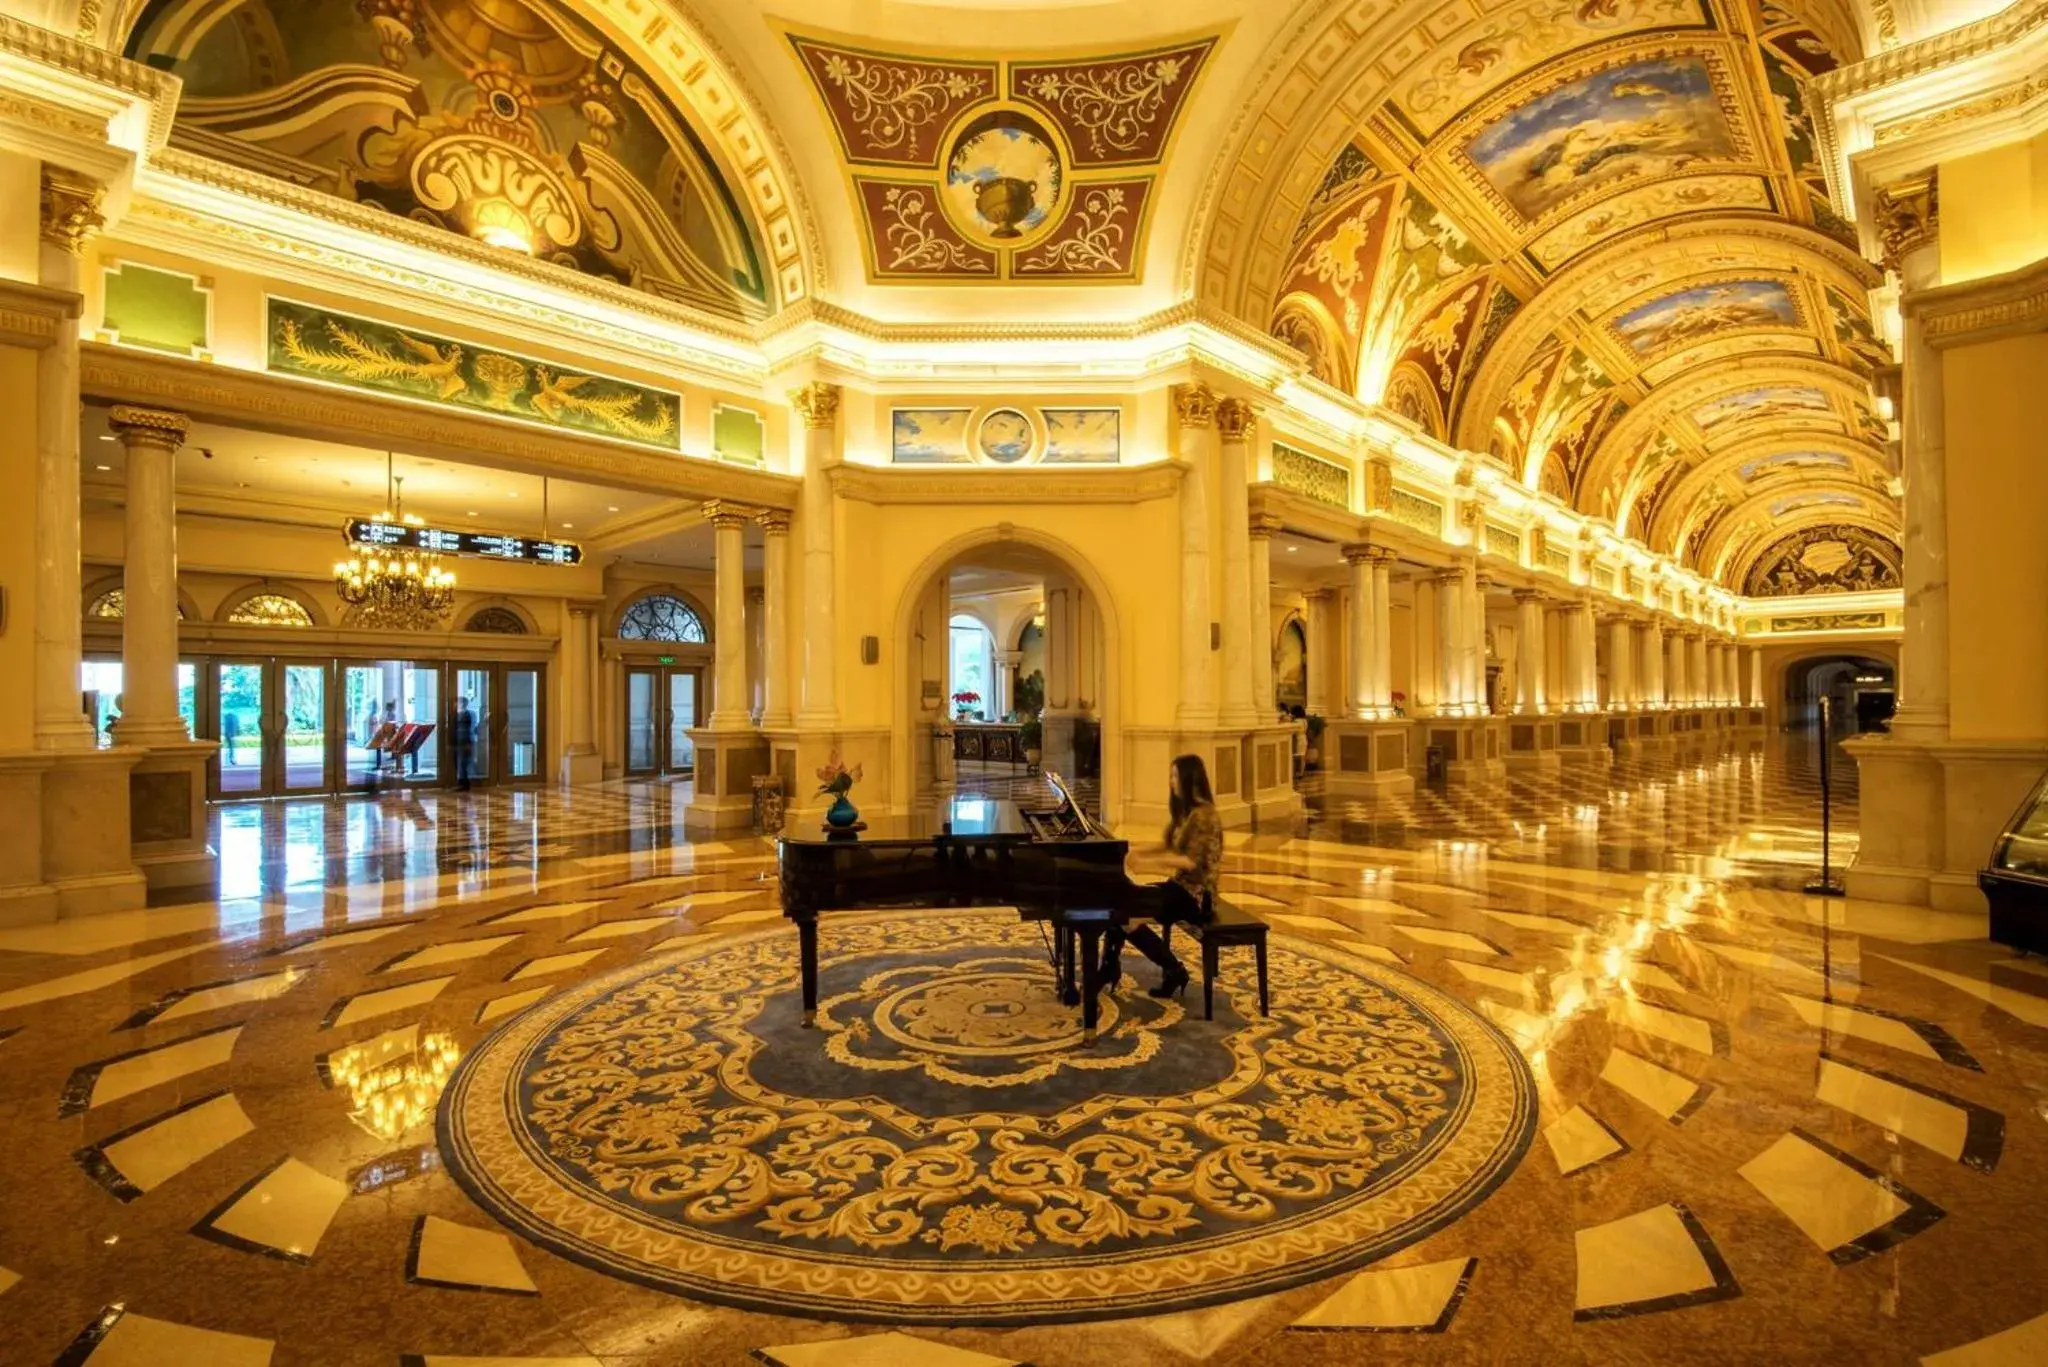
[280,663,329,793]
[504,667,541,780]
[623,666,699,775]
[452,667,489,788]
[216,661,266,795]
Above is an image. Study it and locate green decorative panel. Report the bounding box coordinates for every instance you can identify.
[100,261,210,357]
[267,298,681,451]
[1541,547,1571,576]
[713,404,766,466]
[1769,611,1887,632]
[1271,443,1351,509]
[1388,489,1444,536]
[1483,524,1521,560]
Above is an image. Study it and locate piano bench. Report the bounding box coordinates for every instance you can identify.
[1175,901,1269,1021]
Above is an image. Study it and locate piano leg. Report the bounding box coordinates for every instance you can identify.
[1077,927,1101,1037]
[1057,925,1079,1007]
[796,914,819,1027]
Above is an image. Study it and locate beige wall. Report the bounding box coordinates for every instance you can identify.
[1941,132,2048,286]
[1945,331,2048,742]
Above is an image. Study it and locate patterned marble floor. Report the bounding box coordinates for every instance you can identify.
[1,735,2045,1365]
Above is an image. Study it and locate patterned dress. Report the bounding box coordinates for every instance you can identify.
[1170,803,1223,903]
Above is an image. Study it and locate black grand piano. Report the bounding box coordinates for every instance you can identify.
[777,773,1164,1031]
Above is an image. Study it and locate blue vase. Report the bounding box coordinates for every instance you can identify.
[825,792,860,829]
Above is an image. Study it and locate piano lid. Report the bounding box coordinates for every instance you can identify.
[1040,770,1108,839]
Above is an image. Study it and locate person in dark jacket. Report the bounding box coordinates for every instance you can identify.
[1103,753,1221,999]
[451,695,476,791]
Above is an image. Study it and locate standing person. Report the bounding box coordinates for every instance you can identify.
[1103,754,1221,998]
[375,700,399,773]
[452,694,476,791]
[221,709,241,766]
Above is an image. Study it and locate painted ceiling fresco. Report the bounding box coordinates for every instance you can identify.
[1253,0,1897,593]
[125,0,769,320]
[785,30,1215,283]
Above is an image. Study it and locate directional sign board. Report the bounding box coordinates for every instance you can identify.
[344,519,582,566]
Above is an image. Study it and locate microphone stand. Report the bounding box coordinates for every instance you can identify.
[1804,694,1846,897]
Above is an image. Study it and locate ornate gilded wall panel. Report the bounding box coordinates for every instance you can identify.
[1271,443,1351,510]
[267,297,680,451]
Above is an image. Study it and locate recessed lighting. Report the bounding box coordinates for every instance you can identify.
[94,463,110,471]
[466,511,478,518]
[1285,545,1297,553]
[97,435,114,442]
[507,491,518,498]
[607,505,619,512]
[561,521,573,528]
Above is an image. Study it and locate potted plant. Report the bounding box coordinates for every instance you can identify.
[1018,713,1043,769]
[951,689,981,721]
[1303,713,1325,769]
[1390,690,1408,718]
[1014,670,1045,718]
[816,749,864,830]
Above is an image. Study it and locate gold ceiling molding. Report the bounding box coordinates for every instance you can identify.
[0,12,179,154]
[1873,172,1938,271]
[1909,255,2048,349]
[829,462,1183,506]
[78,342,800,508]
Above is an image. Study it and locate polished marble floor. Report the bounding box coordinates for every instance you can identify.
[1,733,2045,1365]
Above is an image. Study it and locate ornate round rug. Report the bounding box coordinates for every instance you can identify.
[438,909,1536,1324]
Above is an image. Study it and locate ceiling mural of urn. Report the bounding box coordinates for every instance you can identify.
[123,0,771,320]
[785,28,1217,283]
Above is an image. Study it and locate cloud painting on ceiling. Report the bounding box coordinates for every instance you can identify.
[1610,280,1798,355]
[1737,450,1850,481]
[1692,385,1829,432]
[1463,55,1739,222]
[892,409,973,463]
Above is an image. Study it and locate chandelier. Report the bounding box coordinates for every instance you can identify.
[334,465,456,630]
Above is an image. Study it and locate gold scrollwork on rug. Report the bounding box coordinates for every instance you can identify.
[443,910,1535,1324]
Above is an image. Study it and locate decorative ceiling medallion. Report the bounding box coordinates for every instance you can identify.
[785,29,1214,284]
[944,110,1065,248]
[976,408,1036,463]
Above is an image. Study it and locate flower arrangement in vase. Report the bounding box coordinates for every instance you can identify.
[951,689,982,721]
[816,749,864,830]
[1390,691,1408,718]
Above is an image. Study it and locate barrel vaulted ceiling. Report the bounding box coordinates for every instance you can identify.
[110,0,1911,596]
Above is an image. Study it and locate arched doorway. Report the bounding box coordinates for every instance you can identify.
[895,532,1117,825]
[1784,654,1896,734]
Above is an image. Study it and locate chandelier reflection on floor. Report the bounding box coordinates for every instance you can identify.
[335,460,455,630]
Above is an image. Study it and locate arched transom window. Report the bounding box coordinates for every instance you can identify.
[465,606,529,634]
[617,594,706,642]
[226,594,314,627]
[86,589,188,620]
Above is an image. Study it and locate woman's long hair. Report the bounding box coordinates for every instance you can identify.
[1166,752,1214,837]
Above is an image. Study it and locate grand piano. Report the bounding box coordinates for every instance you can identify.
[777,773,1163,1030]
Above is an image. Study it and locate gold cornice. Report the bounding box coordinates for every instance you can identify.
[0,278,82,349]
[0,13,180,154]
[79,344,800,508]
[1909,256,2048,348]
[1874,173,1939,272]
[829,462,1183,505]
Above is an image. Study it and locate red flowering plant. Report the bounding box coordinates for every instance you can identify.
[815,749,863,798]
[950,690,981,707]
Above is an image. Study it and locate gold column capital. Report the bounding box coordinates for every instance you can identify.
[1248,512,1284,538]
[1171,381,1218,428]
[1341,542,1378,566]
[701,498,757,530]
[788,381,841,429]
[107,404,187,451]
[40,170,105,255]
[755,507,792,535]
[1512,588,1545,605]
[1216,396,1258,440]
[1875,172,1938,273]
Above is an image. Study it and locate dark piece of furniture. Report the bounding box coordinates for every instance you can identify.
[778,772,1163,1028]
[1980,767,2048,955]
[1165,899,1270,1020]
[953,723,1026,769]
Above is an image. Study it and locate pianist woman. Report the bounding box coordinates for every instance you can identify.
[1104,753,1222,998]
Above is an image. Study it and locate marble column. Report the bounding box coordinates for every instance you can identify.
[1370,550,1395,710]
[1249,512,1279,720]
[1606,616,1634,712]
[1514,590,1545,713]
[790,383,840,726]
[995,650,1022,719]
[1216,398,1258,725]
[1304,588,1335,717]
[756,510,792,727]
[1886,177,1948,740]
[1175,383,1219,725]
[1557,603,1583,711]
[1343,546,1379,717]
[1434,567,1464,713]
[744,586,765,725]
[705,502,750,730]
[108,406,190,745]
[1691,633,1709,708]
[1567,599,1597,710]
[1643,620,1666,708]
[1666,630,1687,708]
[559,601,601,784]
[1747,646,1764,708]
[1411,576,1439,714]
[34,170,101,751]
[1468,573,1490,713]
